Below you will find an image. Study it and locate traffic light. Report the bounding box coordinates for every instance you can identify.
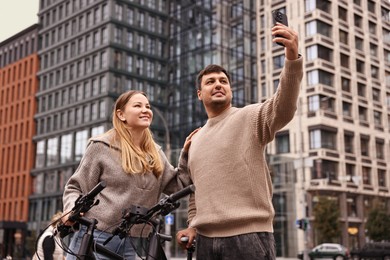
[296,218,308,231]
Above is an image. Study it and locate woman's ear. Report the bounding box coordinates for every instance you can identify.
[116,109,126,122]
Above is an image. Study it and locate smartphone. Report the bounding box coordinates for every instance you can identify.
[272,10,288,47]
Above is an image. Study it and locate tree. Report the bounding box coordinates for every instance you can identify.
[365,206,390,241]
[313,196,340,244]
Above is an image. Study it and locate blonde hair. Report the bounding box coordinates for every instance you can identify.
[112,90,163,177]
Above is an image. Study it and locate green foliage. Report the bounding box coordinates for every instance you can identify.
[365,207,390,241]
[313,196,340,243]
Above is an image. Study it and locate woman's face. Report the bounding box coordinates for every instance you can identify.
[116,93,153,131]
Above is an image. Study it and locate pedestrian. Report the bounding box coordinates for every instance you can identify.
[33,212,65,260]
[176,22,303,259]
[62,90,194,260]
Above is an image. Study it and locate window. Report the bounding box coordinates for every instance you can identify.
[340,53,349,68]
[306,20,332,38]
[372,88,380,102]
[36,140,45,168]
[362,166,371,185]
[342,101,352,117]
[307,69,333,86]
[375,139,384,159]
[368,21,376,35]
[369,43,377,57]
[356,59,365,74]
[371,65,379,79]
[275,133,290,153]
[354,14,362,28]
[338,6,347,22]
[75,130,88,160]
[378,169,386,187]
[273,55,284,70]
[360,135,369,156]
[367,0,375,13]
[311,159,338,181]
[382,6,390,23]
[339,30,348,45]
[60,133,73,163]
[373,110,382,126]
[47,137,59,166]
[358,106,367,122]
[305,0,331,13]
[355,37,363,51]
[357,82,366,97]
[341,77,350,92]
[306,44,332,62]
[344,132,354,153]
[309,127,337,150]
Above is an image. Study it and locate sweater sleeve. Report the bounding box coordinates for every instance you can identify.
[160,148,192,196]
[62,141,104,214]
[256,56,303,144]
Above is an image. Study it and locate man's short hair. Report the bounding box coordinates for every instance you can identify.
[196,64,231,90]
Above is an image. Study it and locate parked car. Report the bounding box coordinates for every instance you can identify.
[350,242,390,260]
[298,243,350,260]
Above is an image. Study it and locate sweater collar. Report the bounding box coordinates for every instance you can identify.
[206,107,236,127]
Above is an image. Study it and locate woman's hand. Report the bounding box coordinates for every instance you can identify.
[183,128,201,152]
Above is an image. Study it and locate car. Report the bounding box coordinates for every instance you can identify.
[350,242,390,260]
[299,243,350,260]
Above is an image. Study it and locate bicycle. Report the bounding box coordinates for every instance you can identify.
[55,181,195,260]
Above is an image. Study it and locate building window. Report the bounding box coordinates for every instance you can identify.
[372,88,380,102]
[273,55,284,70]
[355,37,363,51]
[356,59,365,74]
[275,132,290,153]
[354,14,362,28]
[36,140,45,168]
[362,166,371,185]
[360,135,369,157]
[340,53,349,68]
[357,82,366,97]
[306,44,332,62]
[307,69,333,87]
[75,130,88,160]
[373,110,382,126]
[339,30,348,45]
[378,169,386,187]
[306,20,332,38]
[342,101,352,118]
[341,77,350,92]
[382,6,390,23]
[47,137,59,166]
[309,127,337,150]
[338,6,347,22]
[371,65,379,79]
[311,159,338,181]
[375,139,384,160]
[344,132,354,153]
[358,106,367,122]
[368,21,376,35]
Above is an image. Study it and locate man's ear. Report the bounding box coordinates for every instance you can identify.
[197,89,202,101]
[116,109,126,121]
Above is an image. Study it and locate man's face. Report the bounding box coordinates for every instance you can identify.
[197,72,232,109]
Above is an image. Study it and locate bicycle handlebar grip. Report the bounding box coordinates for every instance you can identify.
[84,181,107,201]
[168,184,195,203]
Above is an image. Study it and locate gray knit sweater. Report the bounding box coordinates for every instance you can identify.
[63,130,191,236]
[187,57,303,237]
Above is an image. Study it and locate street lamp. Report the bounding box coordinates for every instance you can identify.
[152,107,171,160]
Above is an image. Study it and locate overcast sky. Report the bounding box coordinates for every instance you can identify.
[0,1,39,42]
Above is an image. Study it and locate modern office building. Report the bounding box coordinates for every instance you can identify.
[261,0,390,256]
[0,24,39,259]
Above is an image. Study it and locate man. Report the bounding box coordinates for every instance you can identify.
[176,22,303,259]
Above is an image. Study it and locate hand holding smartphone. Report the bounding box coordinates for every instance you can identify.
[272,11,288,47]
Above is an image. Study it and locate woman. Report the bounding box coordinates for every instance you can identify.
[62,90,193,260]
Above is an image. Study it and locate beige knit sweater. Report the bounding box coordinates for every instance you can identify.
[63,129,191,236]
[187,57,303,237]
